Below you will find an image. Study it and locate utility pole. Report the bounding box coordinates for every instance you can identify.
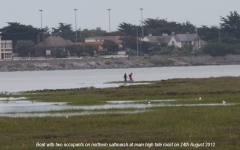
[39,10,43,29]
[219,30,221,44]
[133,28,138,59]
[140,8,144,56]
[107,9,111,32]
[140,8,144,38]
[195,27,198,50]
[74,9,77,40]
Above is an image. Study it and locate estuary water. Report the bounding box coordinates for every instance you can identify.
[0,65,240,92]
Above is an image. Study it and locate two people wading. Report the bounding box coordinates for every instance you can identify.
[124,73,133,82]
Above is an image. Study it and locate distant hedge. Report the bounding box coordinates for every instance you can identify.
[203,42,240,56]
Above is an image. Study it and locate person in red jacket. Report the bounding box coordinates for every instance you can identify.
[128,73,133,80]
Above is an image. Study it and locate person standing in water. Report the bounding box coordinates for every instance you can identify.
[128,73,133,80]
[124,73,127,82]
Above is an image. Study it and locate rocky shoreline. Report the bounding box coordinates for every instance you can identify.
[1,55,240,72]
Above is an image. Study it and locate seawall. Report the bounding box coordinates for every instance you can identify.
[0,55,240,72]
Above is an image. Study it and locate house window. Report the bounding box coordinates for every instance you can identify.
[4,53,11,59]
[6,43,11,48]
[1,43,11,49]
[172,41,175,45]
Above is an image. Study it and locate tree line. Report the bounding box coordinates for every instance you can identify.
[1,11,240,57]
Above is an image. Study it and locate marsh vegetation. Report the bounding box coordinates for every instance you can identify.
[0,77,240,149]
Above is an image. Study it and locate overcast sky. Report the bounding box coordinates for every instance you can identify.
[0,0,239,32]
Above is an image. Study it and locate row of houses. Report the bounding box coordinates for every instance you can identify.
[0,32,205,59]
[35,35,123,56]
[75,32,206,53]
[142,32,206,50]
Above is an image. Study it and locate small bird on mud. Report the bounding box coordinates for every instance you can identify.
[199,97,201,100]
[146,99,150,104]
[66,115,68,118]
[223,101,226,104]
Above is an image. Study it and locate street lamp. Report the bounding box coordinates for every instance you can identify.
[133,28,138,59]
[74,9,77,40]
[140,8,144,38]
[107,9,111,32]
[54,34,59,58]
[140,8,144,56]
[195,28,198,50]
[39,10,43,29]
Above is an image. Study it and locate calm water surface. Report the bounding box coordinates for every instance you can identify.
[1,65,240,92]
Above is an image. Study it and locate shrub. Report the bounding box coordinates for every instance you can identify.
[7,64,22,68]
[104,61,112,65]
[201,42,240,56]
[15,40,35,57]
[114,61,124,65]
[55,48,66,58]
[59,63,65,67]
[149,59,173,65]
[105,51,115,55]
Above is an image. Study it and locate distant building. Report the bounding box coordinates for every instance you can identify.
[36,34,75,50]
[0,36,13,59]
[85,36,122,45]
[76,41,104,53]
[142,32,203,50]
[36,34,75,56]
[76,36,123,54]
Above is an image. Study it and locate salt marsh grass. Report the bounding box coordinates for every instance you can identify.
[1,77,240,149]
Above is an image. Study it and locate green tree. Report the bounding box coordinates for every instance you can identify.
[160,42,168,48]
[37,45,52,56]
[80,29,92,41]
[202,43,234,56]
[52,23,76,42]
[141,41,154,53]
[0,22,49,50]
[55,48,66,58]
[120,36,139,50]
[79,27,108,42]
[118,18,197,37]
[102,40,119,53]
[220,36,240,44]
[220,11,240,39]
[83,44,98,56]
[181,21,196,33]
[197,26,219,42]
[94,27,107,36]
[67,45,83,57]
[15,40,36,57]
[118,23,139,36]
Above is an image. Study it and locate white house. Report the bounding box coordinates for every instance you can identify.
[142,33,177,46]
[174,33,201,50]
[142,32,202,50]
[0,36,13,59]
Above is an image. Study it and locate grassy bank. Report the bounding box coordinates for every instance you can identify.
[1,77,240,149]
